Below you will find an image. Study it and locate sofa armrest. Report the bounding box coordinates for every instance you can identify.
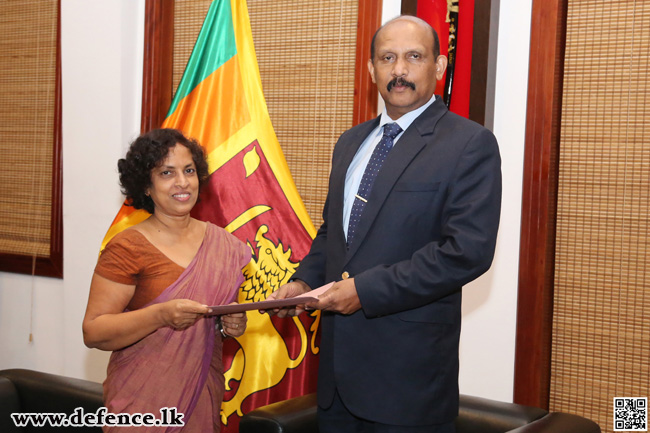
[239,393,318,433]
[239,393,601,433]
[0,377,22,433]
[0,369,104,415]
[239,393,549,433]
[456,394,548,433]
[508,412,601,433]
[0,369,104,432]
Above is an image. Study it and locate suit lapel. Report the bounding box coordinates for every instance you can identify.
[345,99,448,262]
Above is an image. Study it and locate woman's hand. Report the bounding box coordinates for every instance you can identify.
[159,299,211,330]
[220,307,248,338]
[83,273,212,351]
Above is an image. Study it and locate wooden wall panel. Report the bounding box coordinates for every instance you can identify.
[514,0,567,409]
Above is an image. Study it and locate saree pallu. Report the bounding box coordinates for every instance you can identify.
[103,223,250,433]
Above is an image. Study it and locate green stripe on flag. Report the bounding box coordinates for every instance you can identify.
[166,0,237,118]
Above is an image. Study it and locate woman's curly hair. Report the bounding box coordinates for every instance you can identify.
[117,129,209,214]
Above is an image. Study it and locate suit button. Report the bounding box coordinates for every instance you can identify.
[342,271,350,279]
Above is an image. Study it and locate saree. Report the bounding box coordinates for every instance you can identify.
[102,223,250,432]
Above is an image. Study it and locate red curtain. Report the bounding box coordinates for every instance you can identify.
[417,0,475,118]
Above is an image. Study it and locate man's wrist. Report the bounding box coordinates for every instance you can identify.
[289,278,311,292]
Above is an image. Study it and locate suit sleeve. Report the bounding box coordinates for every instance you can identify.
[292,126,355,290]
[291,194,330,291]
[355,127,502,318]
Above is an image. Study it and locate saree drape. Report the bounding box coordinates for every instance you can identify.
[103,223,250,432]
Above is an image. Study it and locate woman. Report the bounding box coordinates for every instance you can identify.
[83,128,250,432]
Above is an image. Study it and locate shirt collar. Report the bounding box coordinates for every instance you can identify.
[378,93,439,132]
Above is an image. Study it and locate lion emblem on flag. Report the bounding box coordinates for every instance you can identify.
[220,224,320,424]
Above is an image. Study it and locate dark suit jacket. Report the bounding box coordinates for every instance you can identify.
[293,97,502,425]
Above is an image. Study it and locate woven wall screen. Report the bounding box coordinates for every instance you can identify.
[173,0,358,226]
[0,1,57,257]
[551,1,650,432]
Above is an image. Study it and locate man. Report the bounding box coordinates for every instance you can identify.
[266,15,501,433]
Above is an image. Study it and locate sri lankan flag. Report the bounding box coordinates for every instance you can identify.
[101,0,319,431]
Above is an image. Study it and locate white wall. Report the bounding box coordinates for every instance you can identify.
[0,0,144,383]
[0,0,532,402]
[459,0,532,402]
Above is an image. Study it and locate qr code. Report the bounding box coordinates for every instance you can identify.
[614,397,647,431]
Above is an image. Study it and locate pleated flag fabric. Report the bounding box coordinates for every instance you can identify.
[101,1,319,431]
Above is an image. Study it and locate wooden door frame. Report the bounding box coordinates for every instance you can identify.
[513,0,567,409]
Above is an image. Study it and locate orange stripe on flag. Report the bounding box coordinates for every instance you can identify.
[100,206,150,251]
[162,55,249,157]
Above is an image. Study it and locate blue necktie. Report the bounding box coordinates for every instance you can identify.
[347,122,402,246]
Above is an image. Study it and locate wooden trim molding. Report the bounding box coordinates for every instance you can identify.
[513,0,567,409]
[352,0,382,125]
[141,0,174,132]
[49,0,64,277]
[0,0,63,278]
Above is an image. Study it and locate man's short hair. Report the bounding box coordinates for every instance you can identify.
[370,15,441,61]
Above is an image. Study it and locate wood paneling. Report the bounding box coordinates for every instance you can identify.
[141,0,174,132]
[513,0,567,409]
[353,0,382,125]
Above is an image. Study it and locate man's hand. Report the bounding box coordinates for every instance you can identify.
[263,280,311,318]
[307,278,361,315]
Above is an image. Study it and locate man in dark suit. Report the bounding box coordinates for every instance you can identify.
[267,15,501,433]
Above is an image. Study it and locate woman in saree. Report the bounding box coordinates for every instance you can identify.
[82,128,250,432]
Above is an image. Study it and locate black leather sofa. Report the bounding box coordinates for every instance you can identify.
[240,392,602,433]
[1,368,601,433]
[0,369,103,432]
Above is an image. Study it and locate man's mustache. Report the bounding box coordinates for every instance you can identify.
[387,77,416,91]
